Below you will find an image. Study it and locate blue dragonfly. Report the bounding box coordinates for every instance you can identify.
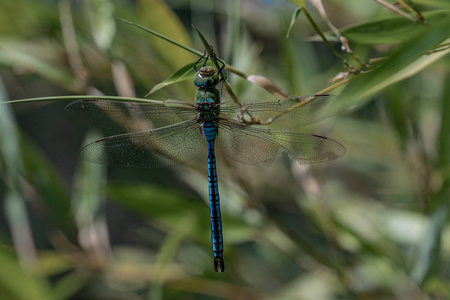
[65,51,345,272]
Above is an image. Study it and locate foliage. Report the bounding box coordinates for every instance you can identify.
[0,0,449,299]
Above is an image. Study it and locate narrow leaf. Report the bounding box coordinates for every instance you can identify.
[115,17,202,57]
[137,0,198,69]
[72,131,106,226]
[284,0,307,7]
[437,74,450,167]
[192,25,223,72]
[50,272,87,300]
[0,248,49,300]
[147,62,197,96]
[414,0,450,9]
[286,8,302,38]
[6,95,164,105]
[340,10,450,45]
[333,21,450,112]
[411,200,449,285]
[0,43,79,92]
[150,212,197,299]
[86,0,116,50]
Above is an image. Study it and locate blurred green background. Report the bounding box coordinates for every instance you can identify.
[0,0,450,299]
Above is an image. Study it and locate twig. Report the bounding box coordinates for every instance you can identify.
[58,0,88,84]
[372,0,417,22]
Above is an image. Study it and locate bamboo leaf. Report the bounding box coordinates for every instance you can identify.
[6,95,164,105]
[192,25,224,72]
[107,184,209,244]
[72,131,106,227]
[50,272,87,300]
[340,11,450,45]
[86,0,116,50]
[437,74,450,168]
[414,0,450,9]
[115,17,201,57]
[0,248,49,300]
[20,135,73,228]
[284,0,307,7]
[147,62,197,96]
[286,8,302,38]
[411,199,449,285]
[0,40,80,92]
[333,21,450,112]
[150,212,197,298]
[136,0,198,68]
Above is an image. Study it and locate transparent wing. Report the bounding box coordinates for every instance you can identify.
[65,99,197,131]
[220,94,336,128]
[80,120,204,168]
[217,119,345,166]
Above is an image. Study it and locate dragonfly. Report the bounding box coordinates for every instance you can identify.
[65,51,345,273]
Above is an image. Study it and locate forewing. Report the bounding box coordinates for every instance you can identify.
[220,94,336,128]
[80,120,204,168]
[65,99,196,132]
[217,119,345,166]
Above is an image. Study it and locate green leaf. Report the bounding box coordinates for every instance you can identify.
[20,134,73,228]
[284,0,307,7]
[115,17,201,57]
[0,248,49,300]
[108,182,247,242]
[286,8,302,38]
[333,20,450,112]
[71,131,107,225]
[0,76,39,264]
[49,272,87,300]
[414,0,450,9]
[147,62,197,95]
[0,38,80,92]
[341,11,450,45]
[86,0,116,50]
[385,86,409,150]
[150,212,197,299]
[108,183,215,243]
[437,74,450,168]
[192,25,212,55]
[136,0,198,69]
[107,184,204,218]
[192,26,224,72]
[411,200,449,285]
[6,95,163,105]
[0,0,53,37]
[0,74,21,186]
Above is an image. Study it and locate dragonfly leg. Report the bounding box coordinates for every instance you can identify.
[210,49,226,81]
[194,49,208,72]
[209,50,227,99]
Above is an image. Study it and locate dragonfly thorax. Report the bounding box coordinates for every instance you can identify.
[194,66,220,89]
[195,101,220,123]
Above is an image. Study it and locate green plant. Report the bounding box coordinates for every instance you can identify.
[0,0,449,299]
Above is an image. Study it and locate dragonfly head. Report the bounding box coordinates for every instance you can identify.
[194,66,220,88]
